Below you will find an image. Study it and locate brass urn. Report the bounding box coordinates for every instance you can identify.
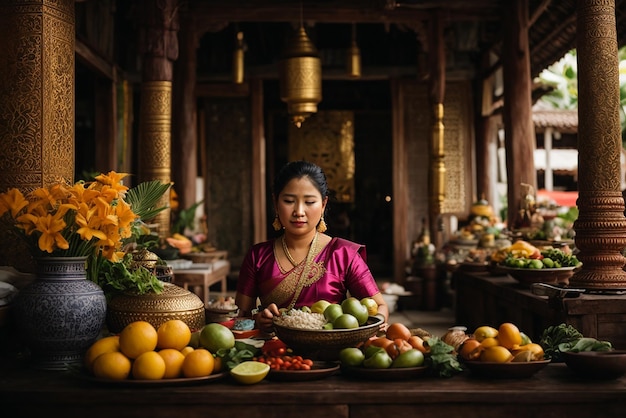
[106,282,205,333]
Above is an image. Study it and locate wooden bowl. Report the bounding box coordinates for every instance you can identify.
[499,265,577,287]
[563,350,626,379]
[273,316,383,360]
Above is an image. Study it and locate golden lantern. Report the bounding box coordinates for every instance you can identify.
[346,23,361,78]
[232,31,245,84]
[279,24,322,128]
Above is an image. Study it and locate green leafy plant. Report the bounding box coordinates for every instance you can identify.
[172,200,204,234]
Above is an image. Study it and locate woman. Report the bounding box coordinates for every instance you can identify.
[235,160,389,332]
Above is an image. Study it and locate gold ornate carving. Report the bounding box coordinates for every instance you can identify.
[288,111,355,203]
[0,0,75,270]
[571,0,626,289]
[139,81,172,239]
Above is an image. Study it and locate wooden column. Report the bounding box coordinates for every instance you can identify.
[172,10,199,212]
[251,78,267,244]
[0,0,75,271]
[570,0,626,289]
[427,11,446,249]
[502,0,536,227]
[138,0,179,239]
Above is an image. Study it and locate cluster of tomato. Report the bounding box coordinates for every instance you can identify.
[255,338,315,371]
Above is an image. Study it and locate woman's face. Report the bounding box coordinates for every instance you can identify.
[276,176,327,236]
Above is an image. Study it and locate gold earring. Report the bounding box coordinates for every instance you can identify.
[272,215,283,231]
[317,217,327,233]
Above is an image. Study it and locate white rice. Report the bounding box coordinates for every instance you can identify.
[274,309,327,329]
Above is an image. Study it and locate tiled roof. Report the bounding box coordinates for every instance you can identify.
[532,109,578,133]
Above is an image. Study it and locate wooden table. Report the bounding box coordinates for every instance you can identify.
[1,359,625,418]
[454,270,626,347]
[172,260,230,307]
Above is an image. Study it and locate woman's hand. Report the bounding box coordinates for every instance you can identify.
[254,303,281,333]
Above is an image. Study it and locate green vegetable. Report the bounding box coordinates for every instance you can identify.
[559,337,612,353]
[216,340,261,371]
[424,337,463,378]
[539,323,583,362]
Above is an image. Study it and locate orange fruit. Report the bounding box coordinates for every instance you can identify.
[132,350,166,380]
[480,346,513,363]
[458,338,483,361]
[92,351,132,380]
[180,346,195,356]
[497,323,522,349]
[119,321,158,359]
[84,335,120,373]
[158,348,186,379]
[512,343,544,361]
[157,319,192,351]
[480,337,500,348]
[182,348,215,378]
[386,323,411,341]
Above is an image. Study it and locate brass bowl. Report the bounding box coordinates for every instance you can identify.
[499,265,577,287]
[563,350,626,380]
[106,283,205,333]
[272,316,383,360]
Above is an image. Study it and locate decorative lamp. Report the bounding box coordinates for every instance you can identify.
[347,23,361,78]
[279,24,322,128]
[232,31,245,84]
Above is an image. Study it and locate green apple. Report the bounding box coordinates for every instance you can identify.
[323,303,343,322]
[360,297,378,316]
[311,299,331,314]
[391,349,425,368]
[341,297,369,325]
[333,313,359,329]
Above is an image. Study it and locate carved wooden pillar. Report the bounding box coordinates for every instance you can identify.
[0,0,75,271]
[428,11,446,248]
[172,10,198,212]
[570,0,626,289]
[138,0,179,239]
[502,0,536,227]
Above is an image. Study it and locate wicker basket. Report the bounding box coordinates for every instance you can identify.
[106,283,205,333]
[273,316,382,360]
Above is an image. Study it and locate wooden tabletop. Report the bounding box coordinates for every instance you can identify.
[2,359,625,418]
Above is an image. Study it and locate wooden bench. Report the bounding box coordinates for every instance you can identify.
[172,259,230,307]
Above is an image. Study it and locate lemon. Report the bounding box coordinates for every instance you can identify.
[473,325,498,342]
[230,361,270,385]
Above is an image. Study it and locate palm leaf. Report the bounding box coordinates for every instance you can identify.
[126,180,172,221]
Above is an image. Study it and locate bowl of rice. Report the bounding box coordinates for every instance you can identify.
[272,309,383,360]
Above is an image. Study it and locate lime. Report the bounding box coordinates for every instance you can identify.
[230,361,270,384]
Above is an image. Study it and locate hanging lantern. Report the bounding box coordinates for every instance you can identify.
[232,31,245,84]
[346,23,361,78]
[279,25,322,128]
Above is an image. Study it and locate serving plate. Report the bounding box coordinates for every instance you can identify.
[498,265,577,287]
[463,360,550,378]
[266,361,340,382]
[341,365,429,381]
[73,370,228,386]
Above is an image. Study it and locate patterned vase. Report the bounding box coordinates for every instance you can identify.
[13,256,107,370]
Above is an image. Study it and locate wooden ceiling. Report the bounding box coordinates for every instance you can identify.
[188,0,626,81]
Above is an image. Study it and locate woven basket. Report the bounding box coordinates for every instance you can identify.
[273,316,382,360]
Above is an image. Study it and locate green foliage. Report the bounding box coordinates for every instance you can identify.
[172,200,204,234]
[125,180,173,222]
[89,253,164,301]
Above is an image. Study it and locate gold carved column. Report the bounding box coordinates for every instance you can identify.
[428,12,446,248]
[570,0,626,289]
[0,0,75,270]
[138,0,179,239]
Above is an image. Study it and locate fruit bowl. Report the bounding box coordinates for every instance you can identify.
[272,316,383,361]
[499,265,578,287]
[563,350,626,379]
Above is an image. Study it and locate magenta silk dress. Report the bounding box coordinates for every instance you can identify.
[237,237,381,310]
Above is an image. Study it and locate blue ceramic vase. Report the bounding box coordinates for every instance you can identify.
[13,257,106,370]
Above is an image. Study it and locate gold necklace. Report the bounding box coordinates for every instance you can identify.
[282,233,317,267]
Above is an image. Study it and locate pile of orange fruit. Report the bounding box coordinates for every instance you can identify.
[458,322,544,363]
[84,319,219,380]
